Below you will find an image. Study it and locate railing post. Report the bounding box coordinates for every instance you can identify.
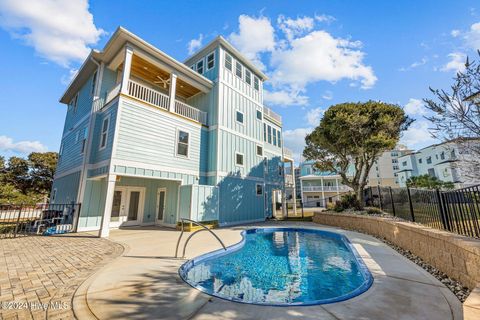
[389,187,396,216]
[406,187,415,222]
[436,188,450,231]
[13,204,23,238]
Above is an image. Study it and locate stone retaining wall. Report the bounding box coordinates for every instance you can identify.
[313,212,480,319]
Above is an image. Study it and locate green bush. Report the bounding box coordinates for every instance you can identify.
[365,207,382,215]
[332,193,362,212]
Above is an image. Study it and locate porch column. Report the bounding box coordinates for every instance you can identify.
[168,72,178,112]
[120,46,133,95]
[321,177,325,207]
[99,174,117,238]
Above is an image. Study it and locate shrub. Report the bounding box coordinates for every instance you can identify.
[332,193,362,212]
[365,207,382,215]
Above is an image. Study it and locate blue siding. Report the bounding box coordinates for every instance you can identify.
[89,102,118,164]
[63,72,96,134]
[51,171,81,203]
[56,117,89,174]
[78,178,107,229]
[179,185,219,222]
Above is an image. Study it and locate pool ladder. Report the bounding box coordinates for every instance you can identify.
[175,218,227,258]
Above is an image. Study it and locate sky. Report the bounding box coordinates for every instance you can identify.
[0,0,479,163]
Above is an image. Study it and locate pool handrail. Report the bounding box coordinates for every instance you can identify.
[175,218,227,258]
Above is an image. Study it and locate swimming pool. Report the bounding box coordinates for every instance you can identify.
[179,228,373,306]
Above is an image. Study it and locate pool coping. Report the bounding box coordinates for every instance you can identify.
[178,227,374,307]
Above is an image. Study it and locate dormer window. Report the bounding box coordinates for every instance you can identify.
[206,52,215,70]
[235,61,242,78]
[254,77,259,91]
[196,60,204,75]
[225,53,232,71]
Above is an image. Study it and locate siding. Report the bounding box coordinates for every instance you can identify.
[89,102,118,164]
[51,171,81,203]
[113,165,197,185]
[78,178,107,229]
[179,184,219,222]
[63,72,96,134]
[56,117,89,174]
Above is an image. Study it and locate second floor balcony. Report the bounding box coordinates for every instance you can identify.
[302,185,351,192]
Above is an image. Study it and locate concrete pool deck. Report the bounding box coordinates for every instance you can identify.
[73,221,462,319]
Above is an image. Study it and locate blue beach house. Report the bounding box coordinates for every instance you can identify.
[50,27,291,236]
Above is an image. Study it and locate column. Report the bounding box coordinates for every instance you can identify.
[335,178,340,196]
[321,177,325,207]
[120,46,133,95]
[98,174,117,238]
[168,73,177,112]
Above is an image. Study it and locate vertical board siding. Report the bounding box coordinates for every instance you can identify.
[78,178,107,229]
[179,185,192,220]
[190,185,219,221]
[51,171,81,203]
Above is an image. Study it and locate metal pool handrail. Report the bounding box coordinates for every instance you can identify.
[174,218,227,258]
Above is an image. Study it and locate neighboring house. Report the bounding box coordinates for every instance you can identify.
[367,145,412,187]
[397,140,480,188]
[298,161,352,207]
[51,27,289,236]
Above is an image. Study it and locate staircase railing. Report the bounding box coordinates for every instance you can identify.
[174,218,226,258]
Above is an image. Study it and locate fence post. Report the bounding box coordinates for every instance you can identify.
[389,187,396,216]
[406,187,415,222]
[377,185,383,210]
[13,204,23,238]
[436,189,450,231]
[301,200,304,219]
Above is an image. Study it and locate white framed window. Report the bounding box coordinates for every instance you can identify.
[99,116,110,150]
[75,131,80,143]
[235,152,244,166]
[224,53,233,71]
[91,71,97,97]
[206,52,215,70]
[245,69,252,85]
[196,59,204,75]
[273,128,277,146]
[236,110,244,124]
[256,109,262,121]
[256,145,263,157]
[267,125,272,144]
[70,93,78,114]
[235,61,242,78]
[277,130,282,148]
[176,129,189,157]
[81,127,88,154]
[263,123,266,141]
[256,183,263,196]
[254,77,259,91]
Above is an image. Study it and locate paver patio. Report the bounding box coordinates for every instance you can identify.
[0,235,123,320]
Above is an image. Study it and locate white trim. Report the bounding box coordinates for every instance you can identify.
[54,166,82,179]
[235,110,245,125]
[234,60,243,79]
[99,115,111,151]
[114,171,183,182]
[175,128,190,159]
[235,152,245,167]
[255,183,263,196]
[206,51,215,71]
[155,187,167,223]
[244,68,252,86]
[196,58,205,75]
[112,159,200,177]
[256,108,263,121]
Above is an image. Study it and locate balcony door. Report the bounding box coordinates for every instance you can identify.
[109,186,145,228]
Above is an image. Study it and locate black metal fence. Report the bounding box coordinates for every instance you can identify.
[0,203,81,239]
[365,185,480,238]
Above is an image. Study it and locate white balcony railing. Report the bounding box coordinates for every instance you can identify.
[303,185,351,192]
[263,106,282,124]
[105,83,121,105]
[285,174,294,186]
[174,100,207,125]
[128,80,169,110]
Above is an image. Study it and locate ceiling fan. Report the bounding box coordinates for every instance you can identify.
[154,75,170,88]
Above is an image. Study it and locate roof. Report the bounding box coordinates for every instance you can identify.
[60,27,214,104]
[184,35,268,81]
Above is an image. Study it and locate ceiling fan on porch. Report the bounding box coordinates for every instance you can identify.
[154,75,170,88]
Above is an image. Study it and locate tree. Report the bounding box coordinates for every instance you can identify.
[406,174,454,190]
[303,101,412,205]
[5,156,30,194]
[28,152,58,196]
[424,52,480,178]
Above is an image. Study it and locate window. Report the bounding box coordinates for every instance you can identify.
[451,149,456,158]
[206,52,215,70]
[256,109,262,120]
[256,145,263,156]
[245,69,252,85]
[277,130,282,148]
[267,125,272,144]
[278,163,283,176]
[235,61,242,78]
[426,156,432,164]
[427,168,436,177]
[440,152,445,160]
[100,117,109,150]
[256,184,263,196]
[51,188,57,204]
[190,64,195,70]
[402,161,407,167]
[176,130,189,157]
[393,165,399,170]
[224,53,233,71]
[419,158,423,164]
[91,71,97,97]
[80,127,88,154]
[70,93,78,114]
[272,128,277,146]
[254,77,259,90]
[392,159,398,163]
[235,152,244,166]
[196,59,204,74]
[263,123,266,141]
[236,110,244,124]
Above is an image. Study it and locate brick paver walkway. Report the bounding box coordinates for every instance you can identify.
[0,235,123,320]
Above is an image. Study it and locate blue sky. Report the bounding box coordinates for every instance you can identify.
[0,0,479,162]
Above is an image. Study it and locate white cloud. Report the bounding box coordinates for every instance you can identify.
[228,15,275,69]
[0,135,47,154]
[305,107,324,126]
[399,57,428,71]
[314,14,336,24]
[277,15,315,41]
[322,90,333,100]
[0,0,104,67]
[451,29,461,37]
[441,52,466,73]
[270,30,377,91]
[187,33,203,55]
[264,89,308,106]
[283,127,313,163]
[404,98,427,116]
[464,22,480,49]
[400,121,437,150]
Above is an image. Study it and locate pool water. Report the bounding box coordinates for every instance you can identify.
[179,228,373,306]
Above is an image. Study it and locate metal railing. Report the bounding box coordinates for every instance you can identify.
[365,185,480,238]
[174,100,207,125]
[174,218,226,258]
[0,203,81,239]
